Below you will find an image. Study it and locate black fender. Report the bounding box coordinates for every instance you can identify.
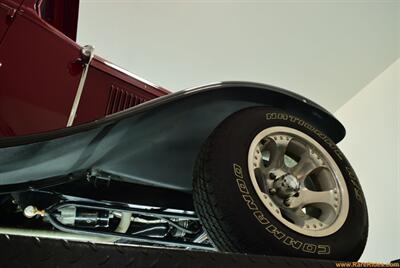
[0,82,345,192]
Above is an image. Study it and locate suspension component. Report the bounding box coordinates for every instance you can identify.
[45,200,214,251]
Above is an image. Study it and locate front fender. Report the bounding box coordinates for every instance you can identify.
[0,82,345,192]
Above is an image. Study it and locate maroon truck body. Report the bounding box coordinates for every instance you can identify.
[0,0,168,137]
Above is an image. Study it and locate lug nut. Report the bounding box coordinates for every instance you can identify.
[269,188,277,195]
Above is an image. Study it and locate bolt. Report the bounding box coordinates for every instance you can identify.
[284,199,291,207]
[269,188,277,195]
[23,206,45,218]
[23,206,36,218]
[269,173,276,180]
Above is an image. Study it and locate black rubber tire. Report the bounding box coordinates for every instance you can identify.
[0,234,337,268]
[193,107,368,261]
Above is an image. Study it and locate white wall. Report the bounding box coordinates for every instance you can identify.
[335,59,400,262]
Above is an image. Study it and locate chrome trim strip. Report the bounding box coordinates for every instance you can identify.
[67,45,95,127]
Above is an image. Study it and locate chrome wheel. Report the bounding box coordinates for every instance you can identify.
[248,126,349,237]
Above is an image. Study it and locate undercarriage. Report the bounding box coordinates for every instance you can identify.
[0,174,213,251]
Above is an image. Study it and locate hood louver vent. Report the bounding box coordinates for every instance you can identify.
[106,85,145,115]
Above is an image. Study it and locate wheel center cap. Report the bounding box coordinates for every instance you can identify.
[273,174,300,198]
[284,174,300,191]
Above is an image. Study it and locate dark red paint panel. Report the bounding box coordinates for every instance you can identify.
[74,65,157,125]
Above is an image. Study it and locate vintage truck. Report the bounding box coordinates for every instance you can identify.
[0,0,368,265]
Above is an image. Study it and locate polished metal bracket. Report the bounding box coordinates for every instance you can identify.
[67,45,95,127]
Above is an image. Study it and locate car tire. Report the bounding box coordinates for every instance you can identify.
[193,107,368,260]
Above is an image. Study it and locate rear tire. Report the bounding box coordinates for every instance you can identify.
[193,107,368,260]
